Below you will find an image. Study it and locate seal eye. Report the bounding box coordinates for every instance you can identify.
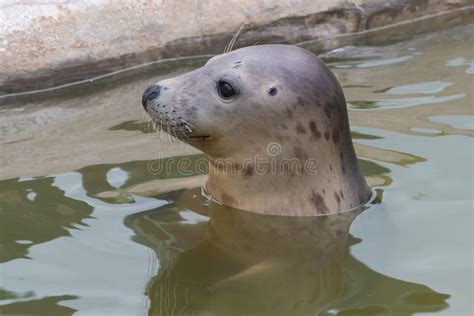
[217,81,236,99]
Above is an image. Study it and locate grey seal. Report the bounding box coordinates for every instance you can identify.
[142,44,370,216]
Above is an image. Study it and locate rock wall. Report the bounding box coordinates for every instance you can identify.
[1,0,472,94]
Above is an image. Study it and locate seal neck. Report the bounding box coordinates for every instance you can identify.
[205,143,369,216]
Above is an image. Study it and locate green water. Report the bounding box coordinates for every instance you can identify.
[0,24,473,315]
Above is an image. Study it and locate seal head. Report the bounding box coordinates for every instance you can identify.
[143,44,369,216]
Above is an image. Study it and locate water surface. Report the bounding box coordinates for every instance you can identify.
[0,24,473,315]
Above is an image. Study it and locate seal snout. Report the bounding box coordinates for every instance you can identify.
[142,85,162,109]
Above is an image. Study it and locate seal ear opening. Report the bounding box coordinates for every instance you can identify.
[268,87,278,96]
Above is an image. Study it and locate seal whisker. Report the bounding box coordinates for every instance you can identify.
[156,119,164,139]
[158,113,166,140]
[173,121,186,144]
[156,112,166,137]
[224,31,234,54]
[143,116,153,133]
[165,113,179,143]
[224,41,230,55]
[225,24,244,54]
[172,129,179,143]
[176,126,190,142]
[151,119,159,138]
[177,119,195,137]
[183,125,193,133]
[140,111,150,133]
[157,120,163,138]
[148,117,153,134]
[179,119,196,130]
[163,116,172,143]
[164,113,175,141]
[174,122,187,140]
[149,115,156,136]
[140,111,147,125]
[228,25,244,52]
[146,117,152,134]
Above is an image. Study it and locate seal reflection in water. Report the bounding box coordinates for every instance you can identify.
[142,45,370,216]
[125,194,449,316]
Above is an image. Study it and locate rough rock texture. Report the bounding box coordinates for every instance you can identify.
[0,0,473,94]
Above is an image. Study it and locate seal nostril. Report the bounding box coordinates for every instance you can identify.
[147,92,158,101]
[142,85,162,109]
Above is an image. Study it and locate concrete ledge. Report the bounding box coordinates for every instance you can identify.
[1,0,473,95]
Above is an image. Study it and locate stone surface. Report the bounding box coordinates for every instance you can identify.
[1,0,472,94]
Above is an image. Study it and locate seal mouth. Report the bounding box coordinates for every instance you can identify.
[187,135,211,142]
